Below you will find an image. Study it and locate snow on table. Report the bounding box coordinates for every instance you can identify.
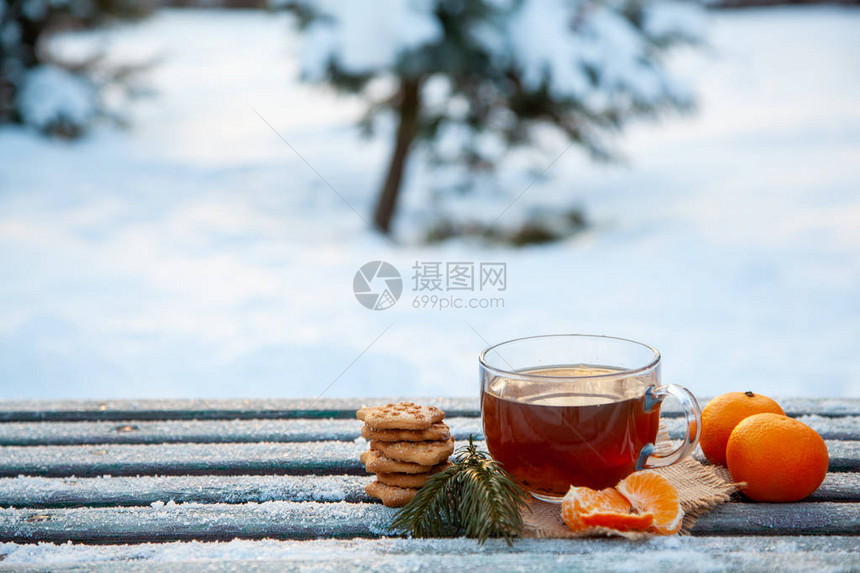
[0,397,856,570]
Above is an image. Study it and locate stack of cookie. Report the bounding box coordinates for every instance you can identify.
[357,402,454,507]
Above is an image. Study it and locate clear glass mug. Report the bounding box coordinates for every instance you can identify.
[479,334,701,502]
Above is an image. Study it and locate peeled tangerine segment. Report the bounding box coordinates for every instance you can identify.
[616,471,684,535]
[581,509,656,532]
[562,486,655,532]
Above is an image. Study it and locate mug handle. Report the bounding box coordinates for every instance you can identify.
[636,384,702,470]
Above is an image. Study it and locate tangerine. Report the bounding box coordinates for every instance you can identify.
[561,486,654,532]
[726,413,828,502]
[616,471,684,535]
[700,391,784,466]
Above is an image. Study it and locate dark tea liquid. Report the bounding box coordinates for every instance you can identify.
[482,366,660,497]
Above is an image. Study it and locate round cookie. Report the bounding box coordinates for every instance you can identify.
[361,421,451,442]
[370,436,454,466]
[360,449,436,474]
[376,472,433,489]
[365,480,419,508]
[376,462,453,488]
[356,402,445,430]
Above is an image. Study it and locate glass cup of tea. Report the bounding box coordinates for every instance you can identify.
[479,334,701,502]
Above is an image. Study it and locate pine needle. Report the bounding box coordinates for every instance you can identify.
[390,435,528,545]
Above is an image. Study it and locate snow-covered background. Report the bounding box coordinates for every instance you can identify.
[1,6,858,400]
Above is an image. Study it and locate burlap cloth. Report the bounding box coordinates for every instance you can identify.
[522,429,738,539]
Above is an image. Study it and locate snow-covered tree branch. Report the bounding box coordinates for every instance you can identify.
[0,0,153,137]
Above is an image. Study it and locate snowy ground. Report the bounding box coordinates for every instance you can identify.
[0,7,858,400]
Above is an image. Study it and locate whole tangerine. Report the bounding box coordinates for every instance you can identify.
[726,413,828,502]
[700,391,785,466]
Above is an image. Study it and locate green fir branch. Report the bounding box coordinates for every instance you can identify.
[389,435,528,545]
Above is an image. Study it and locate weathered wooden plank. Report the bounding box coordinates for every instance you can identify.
[0,414,854,447]
[0,501,857,544]
[0,501,388,543]
[0,418,484,446]
[0,441,368,478]
[1,537,859,573]
[641,415,860,442]
[0,475,374,507]
[1,439,857,478]
[0,471,855,509]
[0,414,853,449]
[0,397,856,422]
[691,502,860,536]
[808,472,860,502]
[0,398,479,422]
[790,414,860,440]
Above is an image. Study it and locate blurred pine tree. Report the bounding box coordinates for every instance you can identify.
[0,0,154,136]
[280,0,704,235]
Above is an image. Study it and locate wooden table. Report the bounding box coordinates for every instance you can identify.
[0,398,857,571]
